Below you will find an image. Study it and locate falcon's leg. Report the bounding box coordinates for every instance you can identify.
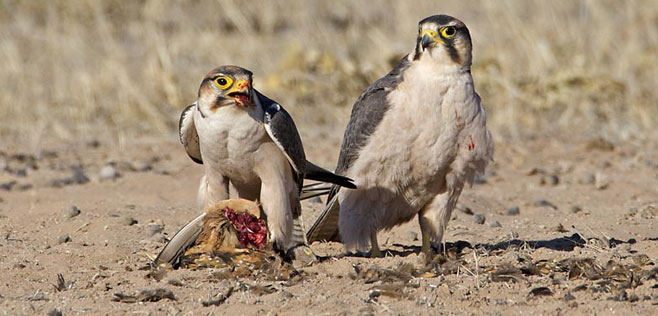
[196,174,230,210]
[370,231,383,258]
[418,175,464,257]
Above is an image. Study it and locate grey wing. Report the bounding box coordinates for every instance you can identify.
[307,55,412,243]
[329,55,412,198]
[257,90,306,180]
[179,103,203,164]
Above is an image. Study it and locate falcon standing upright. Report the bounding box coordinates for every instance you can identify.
[307,15,494,257]
[178,65,355,261]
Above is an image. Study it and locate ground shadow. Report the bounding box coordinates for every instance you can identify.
[385,233,638,258]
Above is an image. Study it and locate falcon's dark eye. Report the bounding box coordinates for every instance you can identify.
[218,78,227,85]
[440,26,456,38]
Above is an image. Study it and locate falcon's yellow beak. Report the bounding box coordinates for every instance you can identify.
[420,29,444,49]
[226,79,251,107]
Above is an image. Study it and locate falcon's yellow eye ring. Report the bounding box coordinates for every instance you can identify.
[214,76,233,90]
[440,26,457,38]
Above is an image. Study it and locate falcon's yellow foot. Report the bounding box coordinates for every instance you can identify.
[369,232,383,258]
[288,245,317,268]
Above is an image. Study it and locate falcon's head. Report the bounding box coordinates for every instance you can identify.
[414,15,472,68]
[197,65,254,112]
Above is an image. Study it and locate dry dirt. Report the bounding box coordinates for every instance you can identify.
[1,136,657,315]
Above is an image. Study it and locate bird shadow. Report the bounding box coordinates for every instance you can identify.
[383,233,638,258]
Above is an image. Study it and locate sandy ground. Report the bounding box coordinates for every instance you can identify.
[1,135,657,316]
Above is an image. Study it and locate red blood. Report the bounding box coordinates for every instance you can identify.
[224,207,268,249]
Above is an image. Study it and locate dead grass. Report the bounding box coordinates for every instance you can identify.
[1,0,657,146]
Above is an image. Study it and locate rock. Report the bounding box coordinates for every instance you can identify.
[133,161,152,172]
[456,203,473,215]
[506,206,520,216]
[570,206,582,213]
[99,165,120,181]
[47,309,63,316]
[57,235,71,244]
[540,174,559,186]
[0,181,17,191]
[311,196,322,204]
[406,231,418,241]
[16,168,27,177]
[488,221,502,228]
[473,214,485,225]
[64,205,81,218]
[71,165,90,184]
[579,173,596,185]
[147,224,164,236]
[150,234,167,243]
[534,200,558,210]
[594,172,609,189]
[122,216,138,226]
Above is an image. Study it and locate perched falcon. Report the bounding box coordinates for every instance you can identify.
[178,65,355,260]
[307,15,494,257]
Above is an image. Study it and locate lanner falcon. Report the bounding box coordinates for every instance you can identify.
[306,15,494,257]
[176,65,355,261]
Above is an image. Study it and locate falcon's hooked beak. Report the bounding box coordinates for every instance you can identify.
[420,29,444,49]
[226,80,252,107]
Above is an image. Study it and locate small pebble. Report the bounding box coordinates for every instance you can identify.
[47,309,63,316]
[535,200,558,210]
[311,196,322,204]
[0,181,16,191]
[71,166,90,184]
[16,168,27,177]
[473,214,485,225]
[57,235,71,244]
[406,230,418,241]
[64,205,81,218]
[150,234,167,243]
[540,174,559,186]
[488,221,502,228]
[133,161,153,172]
[99,165,120,181]
[570,206,582,213]
[594,172,609,189]
[579,173,596,185]
[456,203,473,215]
[122,216,138,226]
[506,206,520,216]
[148,224,164,236]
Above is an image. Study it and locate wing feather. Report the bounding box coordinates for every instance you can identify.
[307,55,412,242]
[257,90,306,180]
[179,103,203,164]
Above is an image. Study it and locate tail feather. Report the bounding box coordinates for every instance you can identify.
[300,183,332,200]
[153,213,206,266]
[305,161,356,189]
[306,193,341,243]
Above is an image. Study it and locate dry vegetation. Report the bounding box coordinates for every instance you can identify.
[1,0,657,147]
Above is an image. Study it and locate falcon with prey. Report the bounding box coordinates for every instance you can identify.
[178,65,355,261]
[307,15,494,257]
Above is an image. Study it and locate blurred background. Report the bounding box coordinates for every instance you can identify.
[1,0,656,148]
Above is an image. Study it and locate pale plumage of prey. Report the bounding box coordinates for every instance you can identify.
[307,15,494,257]
[177,65,355,260]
